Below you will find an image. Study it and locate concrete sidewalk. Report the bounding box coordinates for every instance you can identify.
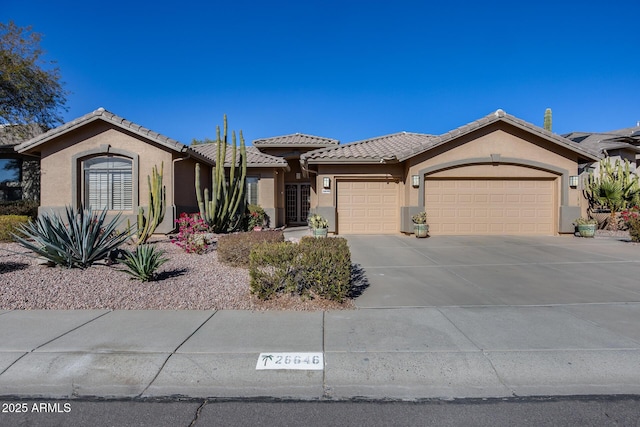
[1,305,639,400]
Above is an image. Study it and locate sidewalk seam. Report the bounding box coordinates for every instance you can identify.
[139,310,218,397]
[33,310,113,352]
[436,307,516,396]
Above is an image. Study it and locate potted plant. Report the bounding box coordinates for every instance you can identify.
[247,204,266,231]
[308,213,329,238]
[574,217,598,238]
[411,211,429,238]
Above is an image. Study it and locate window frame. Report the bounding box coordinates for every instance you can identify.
[72,147,139,212]
[83,156,133,211]
[246,176,259,206]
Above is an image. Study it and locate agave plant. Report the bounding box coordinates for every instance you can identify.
[120,244,169,282]
[12,205,133,268]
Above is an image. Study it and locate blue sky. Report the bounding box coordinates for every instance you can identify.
[5,0,639,146]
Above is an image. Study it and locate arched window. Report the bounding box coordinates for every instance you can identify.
[83,156,132,210]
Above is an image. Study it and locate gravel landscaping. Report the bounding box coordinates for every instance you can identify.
[0,239,355,311]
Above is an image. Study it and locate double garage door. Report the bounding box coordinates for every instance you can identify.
[335,178,556,235]
[425,179,556,235]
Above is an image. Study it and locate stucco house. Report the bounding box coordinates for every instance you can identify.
[563,125,640,173]
[301,109,600,235]
[15,107,609,236]
[14,108,289,232]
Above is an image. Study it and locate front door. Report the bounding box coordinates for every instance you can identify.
[285,183,311,225]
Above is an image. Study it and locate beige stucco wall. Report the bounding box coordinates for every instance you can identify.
[406,125,584,209]
[40,121,175,210]
[36,121,180,233]
[175,157,207,215]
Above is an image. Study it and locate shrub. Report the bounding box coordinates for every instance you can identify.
[172,213,212,254]
[121,244,169,282]
[218,230,284,267]
[249,241,300,299]
[0,200,39,219]
[249,236,352,302]
[12,205,134,268]
[299,236,351,301]
[621,206,640,242]
[0,215,29,242]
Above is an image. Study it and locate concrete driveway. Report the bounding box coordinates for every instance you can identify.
[347,235,640,308]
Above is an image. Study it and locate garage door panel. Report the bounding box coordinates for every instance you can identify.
[337,180,399,234]
[426,179,555,235]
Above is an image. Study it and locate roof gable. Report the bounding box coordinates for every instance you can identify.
[423,109,601,160]
[15,108,186,154]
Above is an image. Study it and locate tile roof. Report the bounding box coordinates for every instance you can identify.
[301,132,436,163]
[189,144,288,168]
[15,108,186,154]
[253,133,339,147]
[302,110,600,164]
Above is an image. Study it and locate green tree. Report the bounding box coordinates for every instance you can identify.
[0,21,67,137]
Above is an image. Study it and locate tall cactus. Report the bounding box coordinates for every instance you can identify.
[195,115,247,233]
[137,162,166,244]
[543,108,552,132]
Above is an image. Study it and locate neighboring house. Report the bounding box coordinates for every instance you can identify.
[563,124,640,173]
[0,124,43,202]
[15,107,607,236]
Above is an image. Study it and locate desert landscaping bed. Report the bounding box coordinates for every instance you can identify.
[0,239,355,311]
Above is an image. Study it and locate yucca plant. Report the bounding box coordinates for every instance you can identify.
[12,205,133,268]
[121,244,169,282]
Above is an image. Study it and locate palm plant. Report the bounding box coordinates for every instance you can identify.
[584,159,640,230]
[120,244,168,282]
[13,205,133,268]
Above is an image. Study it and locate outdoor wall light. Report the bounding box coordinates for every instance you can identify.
[323,177,331,189]
[412,175,420,188]
[569,175,579,188]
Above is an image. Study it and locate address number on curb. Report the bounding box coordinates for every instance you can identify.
[256,352,324,370]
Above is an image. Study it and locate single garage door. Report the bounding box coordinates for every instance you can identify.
[337,180,398,234]
[425,179,556,235]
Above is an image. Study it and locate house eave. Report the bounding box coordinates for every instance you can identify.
[16,108,187,155]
